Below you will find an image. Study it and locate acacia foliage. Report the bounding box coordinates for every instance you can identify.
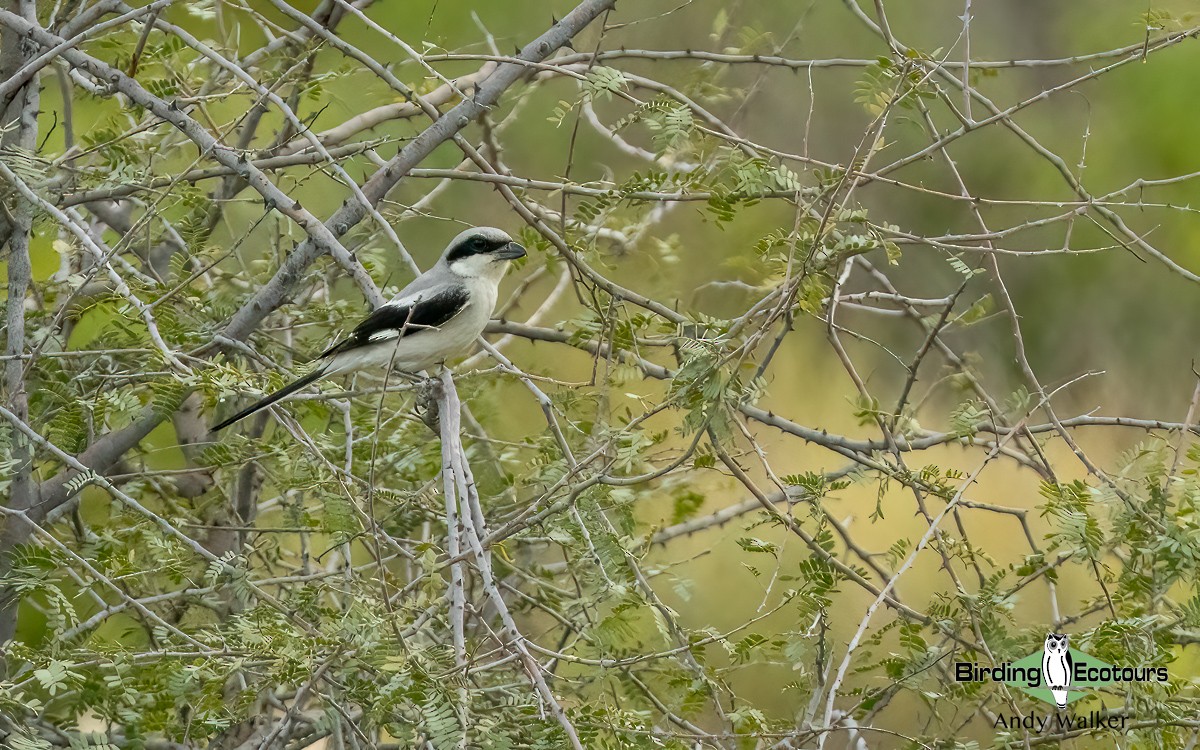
[2,1,1200,748]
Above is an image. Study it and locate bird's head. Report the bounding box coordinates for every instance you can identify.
[442,226,526,280]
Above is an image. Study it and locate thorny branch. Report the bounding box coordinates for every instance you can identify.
[2,0,1200,746]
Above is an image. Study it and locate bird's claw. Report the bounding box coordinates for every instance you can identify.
[414,376,442,433]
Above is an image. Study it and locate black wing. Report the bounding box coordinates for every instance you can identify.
[317,287,470,359]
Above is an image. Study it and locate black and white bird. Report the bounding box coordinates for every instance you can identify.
[211,226,526,432]
[1041,632,1072,709]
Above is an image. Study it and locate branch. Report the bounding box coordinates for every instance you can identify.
[0,0,153,111]
[0,7,383,306]
[437,369,584,749]
[220,0,616,341]
[274,63,498,156]
[2,0,615,547]
[0,0,40,650]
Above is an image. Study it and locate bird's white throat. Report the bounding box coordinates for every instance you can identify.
[449,253,511,282]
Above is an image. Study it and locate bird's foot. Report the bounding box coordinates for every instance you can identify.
[414,375,442,433]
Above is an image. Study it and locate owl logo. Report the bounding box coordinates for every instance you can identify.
[1042,633,1072,708]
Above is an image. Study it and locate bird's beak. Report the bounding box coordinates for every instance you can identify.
[495,241,527,260]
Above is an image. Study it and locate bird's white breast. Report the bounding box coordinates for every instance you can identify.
[327,275,498,376]
[1043,651,1070,686]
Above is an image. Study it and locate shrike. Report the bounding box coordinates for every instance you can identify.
[212,226,526,431]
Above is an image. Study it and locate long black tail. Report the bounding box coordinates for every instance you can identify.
[211,366,327,432]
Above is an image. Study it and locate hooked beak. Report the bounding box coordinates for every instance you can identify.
[495,241,527,260]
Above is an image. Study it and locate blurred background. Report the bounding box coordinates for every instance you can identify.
[10,0,1200,746]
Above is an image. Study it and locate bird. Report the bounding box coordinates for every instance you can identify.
[211,226,526,432]
[1041,632,1072,709]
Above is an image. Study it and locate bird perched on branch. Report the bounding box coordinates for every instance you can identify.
[211,226,526,431]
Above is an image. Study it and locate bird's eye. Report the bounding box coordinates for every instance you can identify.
[472,237,487,250]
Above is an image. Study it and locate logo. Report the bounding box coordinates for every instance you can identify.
[1041,633,1071,709]
[954,632,1168,732]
